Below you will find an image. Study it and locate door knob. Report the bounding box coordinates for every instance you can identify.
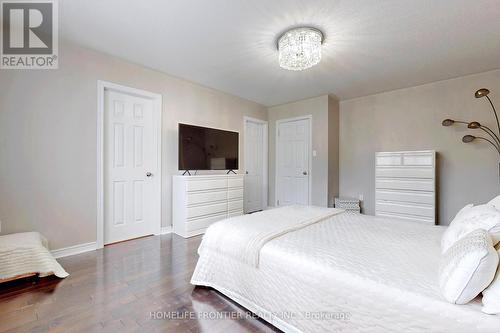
[303,171,307,175]
[146,172,152,177]
[245,171,249,174]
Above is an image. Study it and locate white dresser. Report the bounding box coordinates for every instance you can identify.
[375,150,436,225]
[172,174,244,238]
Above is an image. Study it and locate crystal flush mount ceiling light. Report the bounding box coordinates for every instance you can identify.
[278,27,324,71]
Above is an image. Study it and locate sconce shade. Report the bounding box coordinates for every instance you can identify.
[442,119,455,126]
[462,135,476,143]
[475,88,490,98]
[468,122,481,129]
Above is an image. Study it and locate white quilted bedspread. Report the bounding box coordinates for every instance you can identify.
[0,232,68,281]
[199,205,343,267]
[191,212,500,333]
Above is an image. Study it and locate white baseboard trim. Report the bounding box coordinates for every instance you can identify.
[51,242,98,259]
[52,227,171,259]
[158,226,172,235]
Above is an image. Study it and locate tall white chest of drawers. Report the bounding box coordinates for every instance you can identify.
[172,174,244,238]
[375,150,436,225]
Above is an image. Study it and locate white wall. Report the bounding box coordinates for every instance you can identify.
[0,42,266,249]
[339,69,500,225]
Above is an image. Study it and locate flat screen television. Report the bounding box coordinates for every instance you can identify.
[178,123,239,170]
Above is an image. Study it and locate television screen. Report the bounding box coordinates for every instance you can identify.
[178,124,239,170]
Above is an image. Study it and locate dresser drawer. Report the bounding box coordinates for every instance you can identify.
[376,179,434,192]
[228,200,243,211]
[186,213,227,232]
[187,190,227,205]
[376,201,434,218]
[187,179,227,192]
[376,167,434,179]
[228,177,243,188]
[377,212,434,225]
[376,153,402,166]
[227,210,243,218]
[187,202,227,219]
[376,190,434,205]
[227,188,243,200]
[402,153,434,166]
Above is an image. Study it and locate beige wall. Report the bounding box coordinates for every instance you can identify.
[0,42,266,249]
[328,95,340,206]
[339,69,500,225]
[268,95,339,207]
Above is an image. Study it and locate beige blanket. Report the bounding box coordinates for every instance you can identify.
[0,232,68,282]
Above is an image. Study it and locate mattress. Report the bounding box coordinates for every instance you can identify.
[191,212,500,333]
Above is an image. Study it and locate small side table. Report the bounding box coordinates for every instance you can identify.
[334,197,361,214]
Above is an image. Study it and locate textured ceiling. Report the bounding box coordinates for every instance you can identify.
[60,0,500,106]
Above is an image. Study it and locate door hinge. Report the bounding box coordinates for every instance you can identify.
[277,199,280,206]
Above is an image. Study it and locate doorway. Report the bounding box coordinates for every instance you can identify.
[97,81,162,247]
[244,117,268,213]
[275,116,311,206]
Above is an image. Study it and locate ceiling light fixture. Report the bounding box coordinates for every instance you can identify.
[278,27,324,71]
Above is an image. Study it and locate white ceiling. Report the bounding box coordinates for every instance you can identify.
[61,0,500,106]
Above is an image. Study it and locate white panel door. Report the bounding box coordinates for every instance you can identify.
[244,119,265,213]
[104,90,158,244]
[276,118,310,206]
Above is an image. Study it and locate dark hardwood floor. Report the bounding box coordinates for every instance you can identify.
[0,234,281,333]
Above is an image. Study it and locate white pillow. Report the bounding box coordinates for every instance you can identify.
[441,204,500,253]
[489,195,500,209]
[482,244,500,315]
[439,229,498,304]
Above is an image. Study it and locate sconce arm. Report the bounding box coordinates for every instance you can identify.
[485,95,500,137]
[476,136,500,156]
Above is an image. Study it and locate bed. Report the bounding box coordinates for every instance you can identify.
[0,232,68,283]
[191,206,500,333]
